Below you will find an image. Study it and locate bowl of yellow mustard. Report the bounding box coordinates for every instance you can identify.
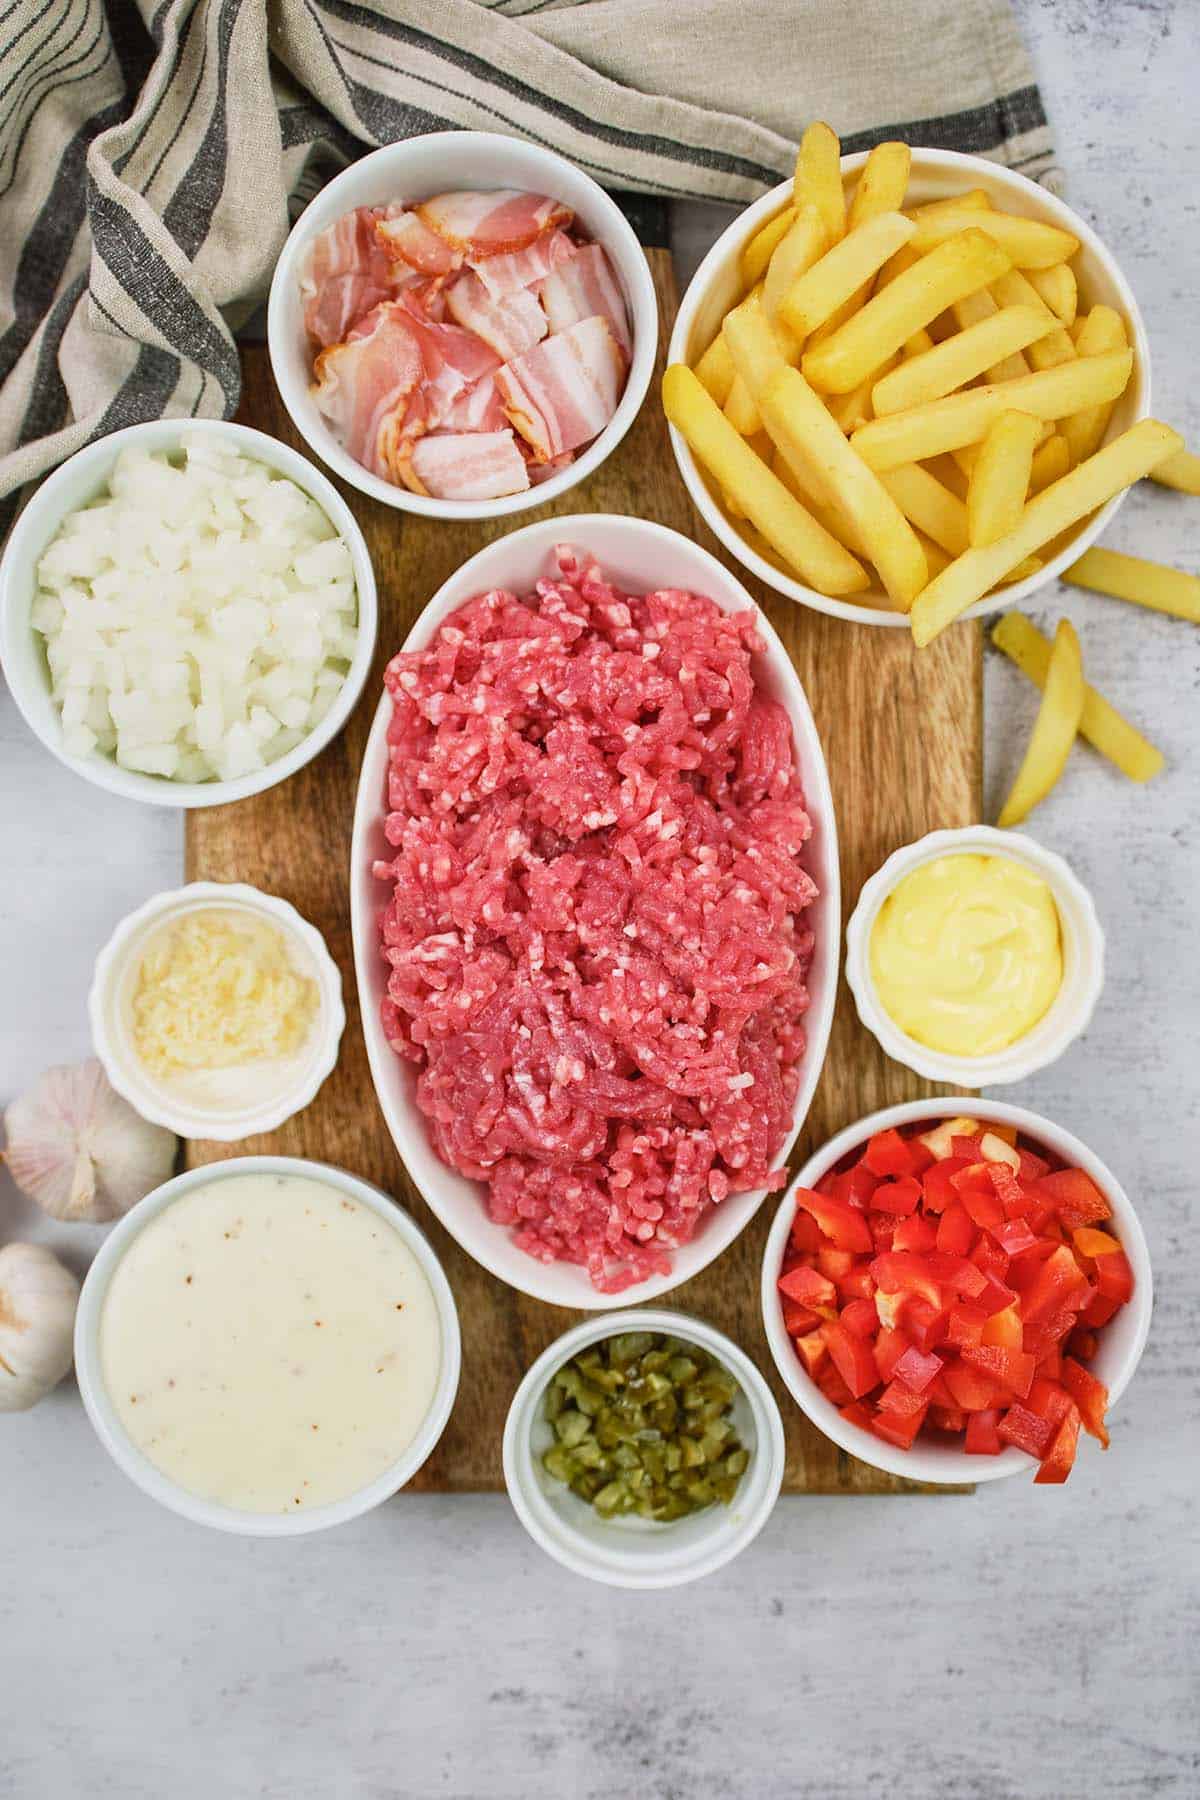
[845,826,1104,1086]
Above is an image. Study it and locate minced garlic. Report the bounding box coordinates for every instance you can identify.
[130,909,318,1078]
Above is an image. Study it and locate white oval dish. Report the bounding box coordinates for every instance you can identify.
[89,881,345,1141]
[267,131,658,521]
[0,419,377,808]
[350,513,840,1309]
[761,1099,1152,1486]
[503,1309,785,1588]
[668,146,1152,627]
[74,1156,462,1536]
[845,825,1104,1086]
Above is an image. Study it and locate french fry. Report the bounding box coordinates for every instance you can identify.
[723,295,793,403]
[1029,432,1070,494]
[991,269,1077,370]
[741,206,797,286]
[1061,306,1127,465]
[967,411,1042,546]
[905,188,992,220]
[872,305,1055,415]
[908,419,1184,644]
[762,207,828,321]
[879,463,969,555]
[848,142,912,230]
[910,207,1079,269]
[663,364,867,594]
[952,288,1032,382]
[1062,547,1200,622]
[1149,448,1200,494]
[1028,263,1077,325]
[770,445,871,562]
[802,229,1012,395]
[760,366,929,607]
[693,332,736,407]
[927,452,969,500]
[851,350,1134,470]
[724,373,761,436]
[913,529,951,579]
[826,370,880,434]
[903,327,935,359]
[779,212,915,339]
[794,122,845,244]
[992,611,1165,781]
[874,241,922,292]
[998,554,1044,584]
[997,619,1084,826]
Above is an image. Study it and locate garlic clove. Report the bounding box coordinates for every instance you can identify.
[0,1242,80,1411]
[3,1059,177,1223]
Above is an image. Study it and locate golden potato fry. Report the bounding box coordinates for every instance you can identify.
[724,291,795,388]
[968,411,1043,547]
[910,207,1079,269]
[991,268,1076,370]
[997,619,1084,825]
[1150,447,1200,494]
[802,229,1012,394]
[1062,546,1200,622]
[1061,306,1127,465]
[913,529,951,579]
[992,611,1165,781]
[762,206,828,321]
[874,241,922,292]
[926,452,969,500]
[663,364,867,593]
[952,287,1032,381]
[826,369,882,434]
[848,142,912,229]
[851,349,1134,470]
[998,554,1044,584]
[724,372,761,436]
[1028,432,1070,494]
[760,366,929,606]
[794,122,845,243]
[1028,263,1077,325]
[741,206,798,286]
[872,305,1055,415]
[879,462,969,555]
[770,445,871,560]
[905,188,992,220]
[779,212,915,339]
[908,419,1183,644]
[693,332,736,406]
[903,326,936,359]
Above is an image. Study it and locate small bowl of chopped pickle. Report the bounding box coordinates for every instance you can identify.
[502,1310,785,1588]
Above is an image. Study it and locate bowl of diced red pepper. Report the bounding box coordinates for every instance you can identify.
[761,1101,1152,1485]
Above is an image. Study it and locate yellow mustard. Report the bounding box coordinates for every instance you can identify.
[868,854,1062,1057]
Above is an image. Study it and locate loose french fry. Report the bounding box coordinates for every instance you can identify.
[693,332,736,406]
[1061,306,1127,465]
[879,463,969,555]
[741,206,797,286]
[992,611,1165,781]
[905,188,992,220]
[762,206,828,321]
[851,350,1134,470]
[724,372,761,436]
[991,269,1077,370]
[848,142,912,230]
[1151,448,1200,494]
[1029,432,1070,494]
[908,419,1184,644]
[802,229,1012,394]
[760,366,929,607]
[967,410,1043,546]
[952,288,1032,382]
[794,122,845,243]
[1028,263,1077,325]
[779,212,915,339]
[997,619,1084,826]
[1062,547,1200,622]
[872,305,1055,415]
[663,365,867,594]
[910,207,1079,269]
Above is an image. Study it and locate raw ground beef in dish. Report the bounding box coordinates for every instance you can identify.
[375,548,818,1291]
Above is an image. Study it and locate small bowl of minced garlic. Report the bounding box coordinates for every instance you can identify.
[89,881,344,1141]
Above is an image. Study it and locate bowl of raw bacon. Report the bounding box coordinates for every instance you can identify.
[268,131,657,518]
[761,1099,1152,1485]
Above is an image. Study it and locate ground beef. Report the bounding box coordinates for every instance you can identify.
[375,548,818,1291]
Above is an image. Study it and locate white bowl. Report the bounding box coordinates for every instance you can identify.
[74,1156,462,1535]
[502,1309,785,1588]
[350,513,839,1309]
[669,146,1152,627]
[267,131,658,521]
[761,1099,1152,1486]
[0,419,377,808]
[845,825,1105,1086]
[88,881,346,1141]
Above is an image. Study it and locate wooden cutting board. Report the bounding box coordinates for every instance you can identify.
[186,249,980,1494]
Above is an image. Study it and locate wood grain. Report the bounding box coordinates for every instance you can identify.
[185,249,980,1493]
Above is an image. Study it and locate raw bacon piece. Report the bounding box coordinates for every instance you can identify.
[497,316,625,461]
[300,205,407,347]
[445,271,548,362]
[440,375,509,434]
[311,301,424,477]
[471,229,576,300]
[409,430,531,500]
[377,210,463,276]
[540,244,632,356]
[416,190,571,259]
[529,450,575,486]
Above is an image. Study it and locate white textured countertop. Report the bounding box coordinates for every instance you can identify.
[1,3,1197,1795]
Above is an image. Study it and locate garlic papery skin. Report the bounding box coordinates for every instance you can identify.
[0,1243,80,1411]
[3,1060,177,1223]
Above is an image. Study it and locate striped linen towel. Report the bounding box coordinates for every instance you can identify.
[0,0,1055,528]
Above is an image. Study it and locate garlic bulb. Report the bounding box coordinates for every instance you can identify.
[0,1242,80,1411]
[3,1059,176,1223]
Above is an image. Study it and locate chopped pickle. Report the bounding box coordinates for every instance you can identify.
[538,1333,750,1522]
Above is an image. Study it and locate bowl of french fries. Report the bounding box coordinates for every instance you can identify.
[665,131,1180,641]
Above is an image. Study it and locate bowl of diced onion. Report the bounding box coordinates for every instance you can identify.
[0,419,376,808]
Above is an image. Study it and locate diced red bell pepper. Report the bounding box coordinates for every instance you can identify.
[951,1135,983,1160]
[925,1371,958,1410]
[960,1344,1036,1399]
[836,1262,877,1303]
[824,1320,881,1400]
[974,1271,1019,1318]
[904,1298,951,1355]
[1081,1291,1119,1329]
[863,1128,917,1178]
[892,1345,943,1393]
[1027,1377,1073,1431]
[839,1297,879,1340]
[839,1400,874,1432]
[1035,1345,1064,1382]
[997,1403,1053,1459]
[1073,1226,1122,1259]
[793,1186,874,1253]
[946,1304,988,1349]
[816,1362,853,1407]
[1021,1244,1091,1324]
[794,1330,829,1378]
[867,1212,898,1251]
[782,1300,822,1337]
[877,1378,928,1418]
[986,1160,1026,1209]
[869,1251,944,1310]
[921,1157,970,1213]
[1068,1329,1099,1363]
[816,1246,855,1283]
[959,1181,1006,1232]
[790,1209,822,1254]
[1094,1250,1134,1304]
[892,1213,937,1254]
[830,1163,881,1209]
[936,1203,975,1257]
[926,1252,987,1300]
[868,1404,928,1450]
[1061,1356,1110,1448]
[778,1265,837,1310]
[942,1358,1006,1412]
[929,1404,968,1434]
[991,1218,1039,1258]
[971,1235,1010,1280]
[873,1326,907,1385]
[1017,1147,1050,1185]
[871,1176,922,1216]
[1034,1403,1081,1483]
[981,1304,1024,1350]
[1022,1309,1082,1361]
[964,1408,1003,1455]
[1035,1168,1112,1230]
